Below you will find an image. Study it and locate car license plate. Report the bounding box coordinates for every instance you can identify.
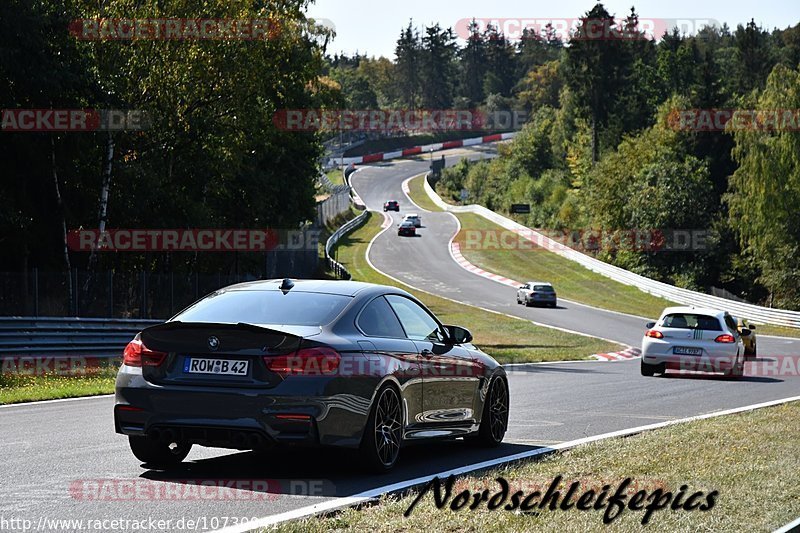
[184,357,249,376]
[673,346,702,356]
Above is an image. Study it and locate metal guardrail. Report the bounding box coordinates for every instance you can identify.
[0,317,161,359]
[424,175,800,328]
[325,210,369,280]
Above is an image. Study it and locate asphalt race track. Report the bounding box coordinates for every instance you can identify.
[3,145,799,529]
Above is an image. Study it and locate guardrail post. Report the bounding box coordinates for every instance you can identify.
[73,268,79,316]
[33,268,39,317]
[108,270,114,317]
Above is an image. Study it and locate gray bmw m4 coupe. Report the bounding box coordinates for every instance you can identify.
[115,279,509,472]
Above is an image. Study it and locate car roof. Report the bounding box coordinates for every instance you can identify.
[399,219,415,225]
[220,278,401,297]
[404,213,419,217]
[659,306,726,318]
[526,281,552,286]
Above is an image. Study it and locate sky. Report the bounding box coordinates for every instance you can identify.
[307,0,800,59]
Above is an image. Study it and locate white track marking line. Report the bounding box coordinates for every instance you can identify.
[214,395,800,532]
[0,394,114,409]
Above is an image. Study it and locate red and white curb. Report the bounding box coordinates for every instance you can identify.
[450,242,519,287]
[338,131,518,166]
[591,347,642,361]
[380,212,392,229]
[401,180,411,197]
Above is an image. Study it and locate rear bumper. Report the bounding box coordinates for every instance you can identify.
[642,343,740,372]
[114,365,372,449]
[527,295,556,305]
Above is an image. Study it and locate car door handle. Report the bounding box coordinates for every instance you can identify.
[421,349,433,358]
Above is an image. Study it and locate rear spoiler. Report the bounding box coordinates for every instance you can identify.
[140,321,304,355]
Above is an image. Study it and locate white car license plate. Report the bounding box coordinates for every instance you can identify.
[673,346,702,356]
[184,357,249,376]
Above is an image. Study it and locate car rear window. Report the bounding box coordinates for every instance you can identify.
[533,285,554,292]
[662,313,722,331]
[174,290,350,326]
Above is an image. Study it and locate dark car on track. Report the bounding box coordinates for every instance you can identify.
[115,279,509,472]
[383,200,400,211]
[397,219,416,237]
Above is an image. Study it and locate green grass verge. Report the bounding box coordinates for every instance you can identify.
[275,400,800,532]
[0,370,116,405]
[325,167,345,187]
[452,213,677,320]
[405,174,442,213]
[331,210,621,363]
[750,323,800,339]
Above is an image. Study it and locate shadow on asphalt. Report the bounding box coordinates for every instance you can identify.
[659,372,783,383]
[139,440,542,499]
[505,364,612,375]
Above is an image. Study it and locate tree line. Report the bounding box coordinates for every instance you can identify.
[427,4,800,309]
[1,0,335,287]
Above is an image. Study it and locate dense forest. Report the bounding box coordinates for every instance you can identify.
[3,1,800,311]
[327,5,800,309]
[1,0,335,281]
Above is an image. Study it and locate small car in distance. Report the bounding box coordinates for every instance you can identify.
[516,282,557,307]
[734,316,757,358]
[403,213,422,227]
[641,306,746,378]
[397,219,416,236]
[383,200,400,212]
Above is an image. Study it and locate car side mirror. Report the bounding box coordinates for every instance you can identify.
[740,328,751,337]
[749,324,756,330]
[645,321,656,329]
[444,325,473,344]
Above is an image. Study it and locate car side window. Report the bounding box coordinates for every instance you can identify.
[356,296,406,338]
[723,314,738,332]
[385,295,444,342]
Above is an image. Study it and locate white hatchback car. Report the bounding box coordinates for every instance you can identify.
[641,306,747,378]
[403,213,422,228]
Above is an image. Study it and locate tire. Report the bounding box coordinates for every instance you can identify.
[725,354,744,378]
[473,377,509,447]
[640,361,659,377]
[525,299,532,307]
[129,435,191,468]
[745,344,757,360]
[516,296,521,304]
[360,384,403,473]
[549,302,556,308]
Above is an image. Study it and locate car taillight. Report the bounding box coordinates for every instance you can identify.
[645,329,664,339]
[714,334,736,343]
[265,347,341,377]
[122,337,167,367]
